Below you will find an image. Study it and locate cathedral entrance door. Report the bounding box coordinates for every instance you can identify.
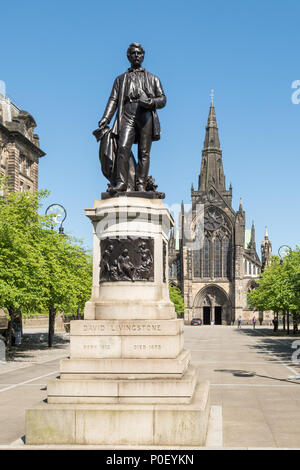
[215,306,222,325]
[203,307,211,325]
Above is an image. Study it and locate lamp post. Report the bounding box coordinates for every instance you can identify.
[278,245,292,334]
[45,204,67,234]
[44,204,67,345]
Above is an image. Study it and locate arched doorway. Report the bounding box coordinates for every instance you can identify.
[193,285,232,325]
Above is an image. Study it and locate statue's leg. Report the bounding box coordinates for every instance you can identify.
[115,116,136,190]
[136,111,152,191]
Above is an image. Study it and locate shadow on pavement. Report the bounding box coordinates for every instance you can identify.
[236,328,299,363]
[214,368,300,385]
[7,332,69,361]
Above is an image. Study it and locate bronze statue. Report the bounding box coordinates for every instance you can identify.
[94,43,166,194]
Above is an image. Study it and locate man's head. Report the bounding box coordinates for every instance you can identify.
[127,43,145,68]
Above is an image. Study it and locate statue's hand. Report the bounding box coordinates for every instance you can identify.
[138,97,154,110]
[98,117,109,128]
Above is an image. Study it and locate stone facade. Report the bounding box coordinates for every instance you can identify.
[0,90,45,324]
[169,100,272,325]
[0,92,45,195]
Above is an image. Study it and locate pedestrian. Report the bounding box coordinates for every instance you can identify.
[13,323,22,346]
[237,315,242,329]
[252,315,256,330]
[272,317,278,332]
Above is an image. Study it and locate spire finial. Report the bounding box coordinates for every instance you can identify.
[265,226,269,238]
[210,88,214,105]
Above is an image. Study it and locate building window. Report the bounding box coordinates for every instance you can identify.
[203,237,210,277]
[193,249,200,277]
[19,155,25,172]
[249,263,252,275]
[223,237,231,279]
[244,258,247,274]
[20,181,24,192]
[214,237,222,277]
[25,160,31,176]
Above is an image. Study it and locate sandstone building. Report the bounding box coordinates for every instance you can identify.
[0,89,45,331]
[169,99,272,325]
[0,92,45,195]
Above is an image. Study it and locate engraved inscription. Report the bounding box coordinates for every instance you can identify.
[133,344,162,350]
[82,323,162,333]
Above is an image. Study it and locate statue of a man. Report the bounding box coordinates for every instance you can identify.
[97,43,166,193]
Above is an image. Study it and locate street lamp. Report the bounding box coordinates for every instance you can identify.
[45,204,67,234]
[278,245,292,334]
[278,245,291,265]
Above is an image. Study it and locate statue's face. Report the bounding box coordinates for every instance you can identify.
[128,47,144,67]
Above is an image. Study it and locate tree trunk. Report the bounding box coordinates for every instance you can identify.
[282,313,286,331]
[287,310,290,335]
[48,306,56,348]
[18,307,23,337]
[6,307,17,348]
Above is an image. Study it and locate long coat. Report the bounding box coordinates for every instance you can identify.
[101,69,166,142]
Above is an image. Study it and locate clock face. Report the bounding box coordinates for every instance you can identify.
[204,207,223,231]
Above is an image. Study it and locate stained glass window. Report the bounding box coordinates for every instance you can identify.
[203,237,210,277]
[193,249,200,277]
[214,238,222,277]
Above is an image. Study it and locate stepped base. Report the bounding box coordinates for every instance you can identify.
[48,364,198,405]
[26,381,210,446]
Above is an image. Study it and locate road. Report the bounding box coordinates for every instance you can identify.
[0,357,63,445]
[185,325,300,448]
[1,325,300,447]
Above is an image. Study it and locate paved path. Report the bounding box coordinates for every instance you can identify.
[0,356,64,445]
[185,325,300,448]
[1,325,300,447]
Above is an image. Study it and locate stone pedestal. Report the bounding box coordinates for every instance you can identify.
[26,196,210,446]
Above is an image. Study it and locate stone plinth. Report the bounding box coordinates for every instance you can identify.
[26,196,210,446]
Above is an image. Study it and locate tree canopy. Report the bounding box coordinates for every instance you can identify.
[247,248,300,315]
[169,284,185,316]
[0,176,92,344]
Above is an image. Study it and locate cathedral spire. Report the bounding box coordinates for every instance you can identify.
[264,226,269,239]
[239,197,243,211]
[261,226,272,271]
[249,221,256,250]
[203,100,220,150]
[198,95,225,192]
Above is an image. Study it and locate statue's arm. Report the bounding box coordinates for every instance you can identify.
[99,77,119,127]
[138,76,166,111]
[152,77,166,110]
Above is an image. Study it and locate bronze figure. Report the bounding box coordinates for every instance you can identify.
[94,43,166,194]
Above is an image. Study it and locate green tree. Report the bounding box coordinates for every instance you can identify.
[40,231,92,346]
[0,180,50,345]
[169,284,185,317]
[247,248,300,333]
[0,177,92,347]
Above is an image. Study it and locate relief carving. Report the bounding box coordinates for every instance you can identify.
[100,237,154,282]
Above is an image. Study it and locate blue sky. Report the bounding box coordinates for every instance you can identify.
[1,0,299,255]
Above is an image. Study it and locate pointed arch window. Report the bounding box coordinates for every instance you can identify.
[193,249,200,277]
[214,237,222,277]
[203,237,210,277]
[223,236,232,279]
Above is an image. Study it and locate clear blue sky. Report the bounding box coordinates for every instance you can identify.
[1,0,299,255]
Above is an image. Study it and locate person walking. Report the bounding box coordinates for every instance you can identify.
[273,317,278,332]
[252,315,257,330]
[237,315,242,329]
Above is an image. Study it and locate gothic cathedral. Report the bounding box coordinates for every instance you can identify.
[169,99,272,325]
